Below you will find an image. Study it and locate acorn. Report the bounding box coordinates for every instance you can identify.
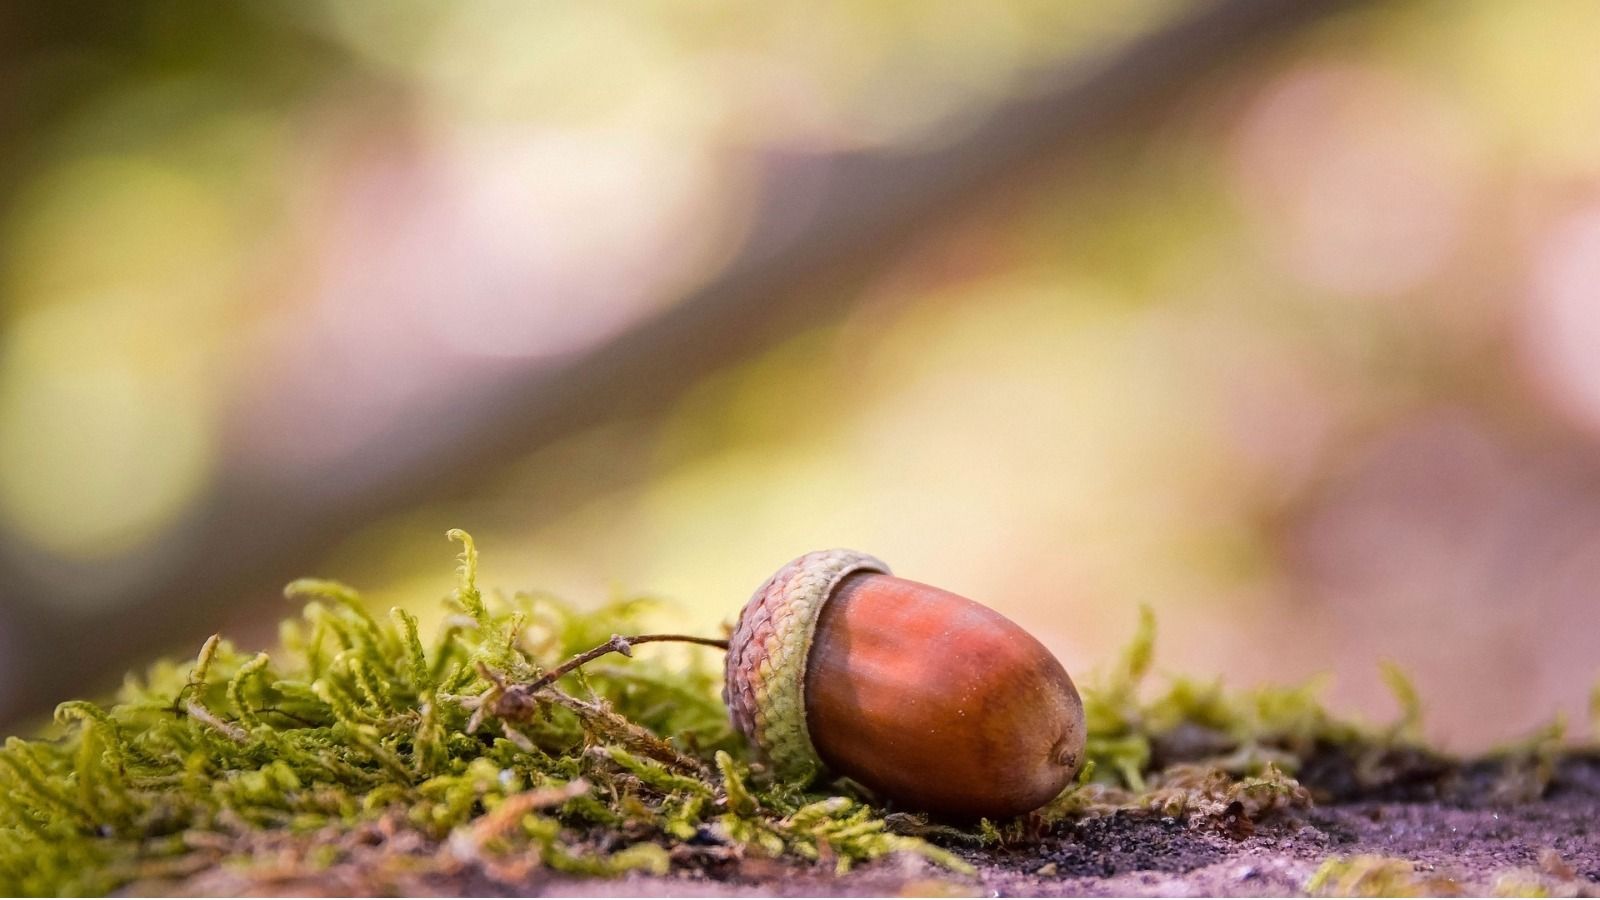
[723,549,1086,820]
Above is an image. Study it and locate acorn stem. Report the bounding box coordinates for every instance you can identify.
[527,633,729,690]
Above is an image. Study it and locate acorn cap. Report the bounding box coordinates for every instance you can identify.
[723,549,889,783]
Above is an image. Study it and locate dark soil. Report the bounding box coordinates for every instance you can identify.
[135,756,1600,897]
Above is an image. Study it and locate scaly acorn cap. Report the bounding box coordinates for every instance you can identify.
[723,548,889,784]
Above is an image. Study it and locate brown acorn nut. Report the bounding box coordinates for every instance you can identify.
[723,549,1086,820]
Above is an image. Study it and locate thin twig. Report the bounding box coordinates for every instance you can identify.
[545,688,712,778]
[525,633,728,693]
[183,700,250,746]
[449,778,592,861]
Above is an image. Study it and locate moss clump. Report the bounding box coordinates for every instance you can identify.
[0,531,965,895]
[1069,606,1413,802]
[1306,855,1463,897]
[1306,853,1594,899]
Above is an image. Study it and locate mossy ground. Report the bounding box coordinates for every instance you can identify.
[1,532,1595,897]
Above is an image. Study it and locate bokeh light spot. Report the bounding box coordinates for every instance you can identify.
[0,299,216,562]
[1231,64,1484,299]
[1521,208,1600,436]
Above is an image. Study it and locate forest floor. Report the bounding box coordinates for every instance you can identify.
[134,755,1600,897]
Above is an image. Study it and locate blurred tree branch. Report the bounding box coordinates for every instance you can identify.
[0,0,1359,725]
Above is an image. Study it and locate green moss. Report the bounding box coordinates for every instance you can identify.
[1070,604,1415,804]
[0,533,986,896]
[1490,873,1555,898]
[1306,855,1463,897]
[1308,855,1592,898]
[0,535,1579,896]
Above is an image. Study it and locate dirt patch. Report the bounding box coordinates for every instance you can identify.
[944,757,1597,896]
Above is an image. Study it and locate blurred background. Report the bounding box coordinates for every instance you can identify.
[2,0,1599,750]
